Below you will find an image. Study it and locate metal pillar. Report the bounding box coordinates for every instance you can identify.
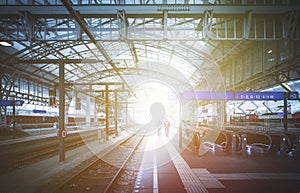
[241,134,247,156]
[86,94,90,124]
[232,133,237,155]
[217,101,225,129]
[125,102,128,126]
[117,9,127,39]
[179,102,182,148]
[58,62,65,161]
[283,92,288,132]
[114,92,118,136]
[12,99,16,139]
[163,10,168,39]
[105,84,109,141]
[94,97,97,123]
[280,135,287,157]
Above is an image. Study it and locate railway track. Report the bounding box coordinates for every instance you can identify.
[54,133,145,193]
[0,129,99,174]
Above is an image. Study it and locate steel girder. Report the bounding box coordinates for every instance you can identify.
[0,5,297,16]
[0,5,299,41]
[61,0,136,96]
[0,3,299,96]
[230,58,300,91]
[223,40,300,91]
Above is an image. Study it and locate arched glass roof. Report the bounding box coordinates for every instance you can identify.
[1,0,298,99]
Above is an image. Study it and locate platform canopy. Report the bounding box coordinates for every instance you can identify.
[0,0,300,101]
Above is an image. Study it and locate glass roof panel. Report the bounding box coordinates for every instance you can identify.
[73,45,87,53]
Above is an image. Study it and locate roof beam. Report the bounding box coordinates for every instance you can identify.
[0,5,298,17]
[61,0,134,96]
[117,10,139,64]
[73,89,129,93]
[62,82,124,86]
[18,59,101,64]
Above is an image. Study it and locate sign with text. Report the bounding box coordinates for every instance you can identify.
[181,91,298,101]
[33,109,47,114]
[0,100,24,106]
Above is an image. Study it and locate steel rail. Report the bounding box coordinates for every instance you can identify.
[103,135,144,192]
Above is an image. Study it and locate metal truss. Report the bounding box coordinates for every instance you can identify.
[0,72,18,123]
[0,0,298,5]
[0,4,299,41]
[224,40,300,91]
[0,2,299,110]
[230,63,300,92]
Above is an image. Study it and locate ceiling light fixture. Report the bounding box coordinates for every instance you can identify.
[0,41,13,47]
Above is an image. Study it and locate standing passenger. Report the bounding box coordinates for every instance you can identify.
[164,119,170,137]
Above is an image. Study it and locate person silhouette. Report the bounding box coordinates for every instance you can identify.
[144,102,166,136]
[164,119,170,137]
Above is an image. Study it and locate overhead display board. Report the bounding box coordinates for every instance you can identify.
[181,91,298,100]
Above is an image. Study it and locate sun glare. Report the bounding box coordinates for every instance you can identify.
[128,80,179,126]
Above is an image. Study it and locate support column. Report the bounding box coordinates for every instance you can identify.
[58,62,65,161]
[105,85,109,141]
[94,97,97,123]
[27,80,30,105]
[125,102,128,126]
[12,99,16,139]
[232,133,237,155]
[284,92,288,132]
[86,94,90,124]
[217,101,226,130]
[114,92,118,136]
[241,134,247,157]
[163,10,168,39]
[179,99,183,148]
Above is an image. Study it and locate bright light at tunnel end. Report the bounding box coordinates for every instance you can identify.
[76,41,226,170]
[128,80,180,128]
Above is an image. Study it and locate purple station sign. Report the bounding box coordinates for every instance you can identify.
[182,91,298,101]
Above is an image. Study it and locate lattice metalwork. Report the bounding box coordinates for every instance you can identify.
[0,4,299,41]
[0,1,299,116]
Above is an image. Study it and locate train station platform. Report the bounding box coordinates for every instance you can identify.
[0,124,102,146]
[1,127,300,193]
[132,134,300,193]
[0,129,129,193]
